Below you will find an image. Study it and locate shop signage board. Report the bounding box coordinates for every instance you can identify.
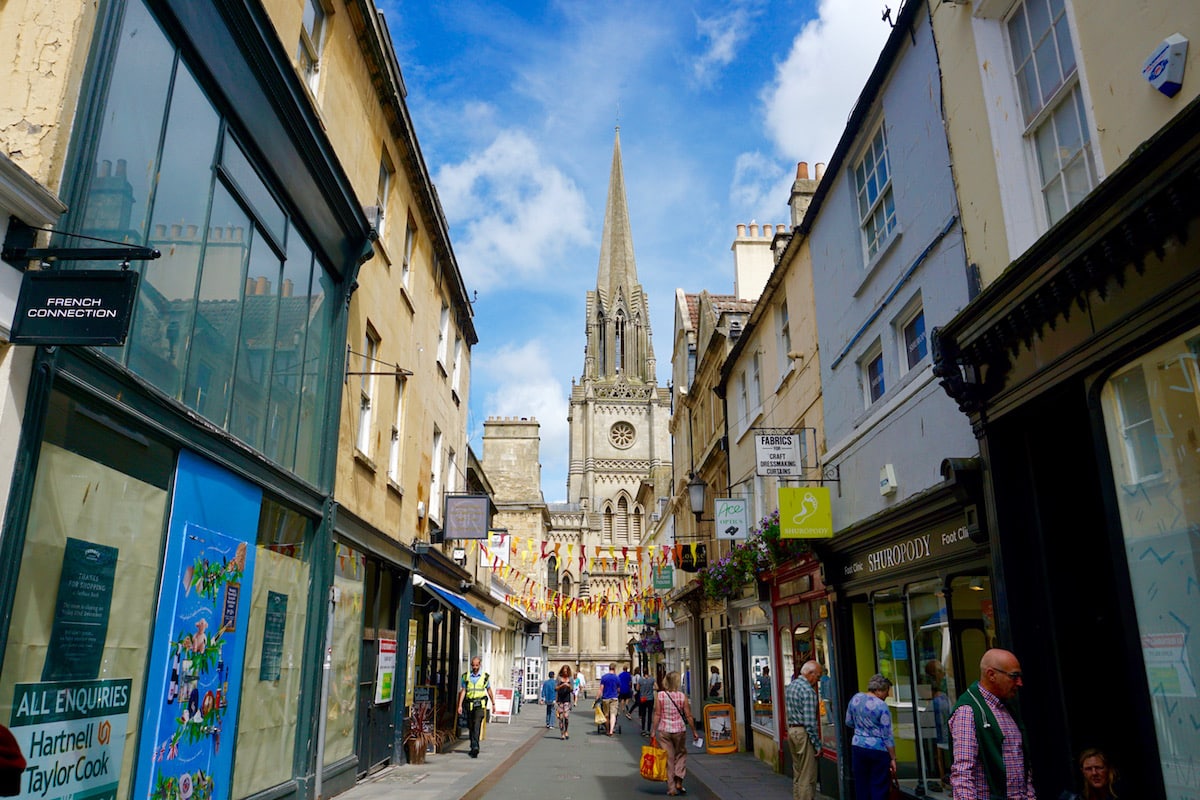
[828,519,977,582]
[44,538,119,681]
[652,565,674,589]
[713,498,749,540]
[375,638,397,704]
[755,433,804,477]
[9,269,139,346]
[443,495,490,540]
[701,703,737,754]
[491,688,513,723]
[10,678,133,800]
[778,487,833,538]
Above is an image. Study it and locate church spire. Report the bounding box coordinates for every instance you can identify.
[595,127,639,307]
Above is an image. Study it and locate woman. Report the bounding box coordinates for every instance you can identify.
[637,666,657,737]
[844,673,896,800]
[1075,748,1119,800]
[652,671,698,796]
[555,665,574,740]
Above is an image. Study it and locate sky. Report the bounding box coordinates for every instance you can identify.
[380,0,894,502]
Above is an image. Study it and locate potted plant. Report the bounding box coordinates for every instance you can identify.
[403,702,439,764]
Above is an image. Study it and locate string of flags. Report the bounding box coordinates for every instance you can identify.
[472,533,699,620]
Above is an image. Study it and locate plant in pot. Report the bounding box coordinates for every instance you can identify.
[403,702,439,764]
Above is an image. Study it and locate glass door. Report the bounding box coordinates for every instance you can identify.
[872,588,916,778]
[909,579,950,794]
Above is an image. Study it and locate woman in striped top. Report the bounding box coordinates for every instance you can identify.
[652,671,698,796]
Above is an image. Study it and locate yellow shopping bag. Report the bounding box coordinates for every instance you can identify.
[639,737,667,782]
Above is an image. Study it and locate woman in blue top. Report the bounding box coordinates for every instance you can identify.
[844,674,897,800]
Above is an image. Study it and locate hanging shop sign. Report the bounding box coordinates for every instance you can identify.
[714,498,750,540]
[778,487,833,539]
[9,269,139,346]
[443,494,491,540]
[755,433,804,477]
[678,544,708,572]
[652,565,674,589]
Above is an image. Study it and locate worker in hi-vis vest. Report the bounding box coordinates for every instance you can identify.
[456,656,495,758]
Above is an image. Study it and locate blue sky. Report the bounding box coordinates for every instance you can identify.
[380,0,892,501]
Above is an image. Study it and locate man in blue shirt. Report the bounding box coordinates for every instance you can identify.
[617,663,634,718]
[540,671,557,728]
[599,663,621,736]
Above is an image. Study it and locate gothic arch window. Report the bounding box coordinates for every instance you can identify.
[603,503,614,543]
[616,495,630,543]
[596,312,606,375]
[560,575,572,648]
[547,556,560,646]
[614,311,626,374]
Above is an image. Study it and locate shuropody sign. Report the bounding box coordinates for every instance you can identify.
[832,520,976,582]
[9,270,139,346]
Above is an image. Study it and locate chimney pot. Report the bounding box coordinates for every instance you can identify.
[749,222,759,237]
[171,224,182,238]
[100,160,112,178]
[736,223,746,237]
[815,162,826,181]
[282,278,294,298]
[115,159,127,178]
[797,161,809,180]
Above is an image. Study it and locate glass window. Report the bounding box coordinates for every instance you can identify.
[402,214,416,288]
[903,308,928,370]
[437,302,450,366]
[872,588,914,769]
[813,618,839,752]
[1007,0,1096,224]
[376,152,393,238]
[864,346,886,406]
[232,497,312,796]
[387,377,406,484]
[910,580,950,790]
[705,626,724,702]
[777,301,792,379]
[297,0,326,91]
[749,630,772,729]
[1100,328,1200,798]
[0,390,173,800]
[854,124,897,259]
[67,0,338,487]
[356,328,379,455]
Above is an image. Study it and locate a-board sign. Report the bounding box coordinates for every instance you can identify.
[9,269,140,345]
[702,703,737,754]
[411,685,436,736]
[492,687,513,723]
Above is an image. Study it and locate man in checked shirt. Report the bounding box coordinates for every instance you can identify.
[785,660,824,800]
[949,649,1036,799]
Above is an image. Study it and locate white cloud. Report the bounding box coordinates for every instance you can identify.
[434,130,592,292]
[476,339,571,501]
[691,6,756,87]
[730,150,792,225]
[759,0,892,164]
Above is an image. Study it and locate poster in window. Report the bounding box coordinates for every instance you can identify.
[43,537,119,681]
[141,523,256,800]
[259,591,288,682]
[375,638,397,704]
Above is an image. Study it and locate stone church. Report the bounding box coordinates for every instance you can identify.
[482,129,671,684]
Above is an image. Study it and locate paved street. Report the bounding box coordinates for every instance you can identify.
[335,702,803,800]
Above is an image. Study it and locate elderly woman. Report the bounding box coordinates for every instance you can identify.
[652,671,698,797]
[844,674,897,800]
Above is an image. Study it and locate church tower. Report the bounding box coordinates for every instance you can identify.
[567,128,672,510]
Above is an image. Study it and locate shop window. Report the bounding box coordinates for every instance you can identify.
[748,630,773,729]
[0,390,173,800]
[69,0,336,486]
[705,626,724,702]
[813,619,838,752]
[1100,328,1200,797]
[233,497,312,797]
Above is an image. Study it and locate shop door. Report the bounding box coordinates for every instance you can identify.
[356,636,394,775]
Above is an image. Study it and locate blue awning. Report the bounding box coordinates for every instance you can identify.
[425,582,500,631]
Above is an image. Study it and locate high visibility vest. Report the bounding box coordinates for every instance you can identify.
[463,672,489,704]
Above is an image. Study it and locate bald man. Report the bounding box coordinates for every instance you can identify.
[784,660,823,800]
[948,649,1036,799]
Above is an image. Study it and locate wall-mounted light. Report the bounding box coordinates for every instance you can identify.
[968,578,985,592]
[687,474,707,521]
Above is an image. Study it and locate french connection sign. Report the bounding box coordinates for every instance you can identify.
[9,270,139,346]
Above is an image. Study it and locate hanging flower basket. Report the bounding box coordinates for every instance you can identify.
[697,509,809,602]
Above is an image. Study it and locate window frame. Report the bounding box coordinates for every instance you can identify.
[862,341,886,407]
[776,301,792,380]
[853,122,897,262]
[387,376,406,486]
[356,326,380,456]
[898,302,928,373]
[296,0,328,92]
[376,150,394,238]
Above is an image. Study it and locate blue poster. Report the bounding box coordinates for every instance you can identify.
[135,451,261,800]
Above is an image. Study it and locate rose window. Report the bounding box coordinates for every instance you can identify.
[609,421,636,449]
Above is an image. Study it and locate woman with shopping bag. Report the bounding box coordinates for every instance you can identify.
[651,671,698,796]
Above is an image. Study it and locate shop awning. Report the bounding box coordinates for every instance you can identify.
[425,582,500,631]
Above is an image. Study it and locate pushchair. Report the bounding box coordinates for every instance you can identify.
[592,698,621,734]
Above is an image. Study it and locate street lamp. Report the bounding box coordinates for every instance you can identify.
[687,474,707,521]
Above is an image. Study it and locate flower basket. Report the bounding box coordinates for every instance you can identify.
[697,509,809,602]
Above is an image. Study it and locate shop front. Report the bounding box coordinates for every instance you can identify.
[824,484,992,799]
[769,554,839,796]
[730,594,774,765]
[931,100,1200,798]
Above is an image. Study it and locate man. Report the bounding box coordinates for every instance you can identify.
[540,670,557,729]
[949,648,1036,799]
[599,662,621,735]
[756,665,773,704]
[618,663,635,719]
[784,660,823,800]
[455,657,495,759]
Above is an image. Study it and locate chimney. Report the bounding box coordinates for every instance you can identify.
[255,276,269,295]
[282,278,294,297]
[790,160,822,228]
